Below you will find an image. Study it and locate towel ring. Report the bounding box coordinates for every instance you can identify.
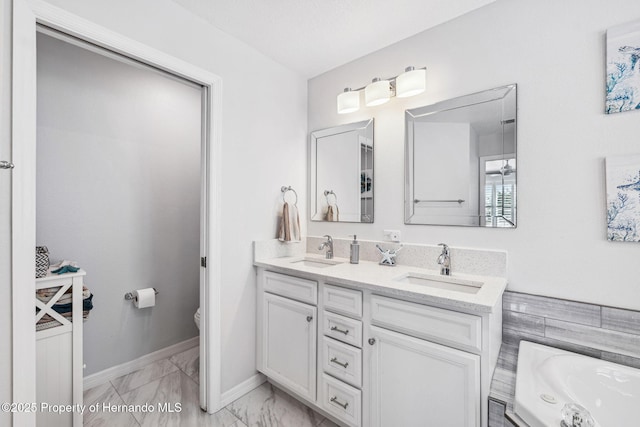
[281,186,298,205]
[324,190,338,205]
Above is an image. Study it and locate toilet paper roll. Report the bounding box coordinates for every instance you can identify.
[133,288,156,308]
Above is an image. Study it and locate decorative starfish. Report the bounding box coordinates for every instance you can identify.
[52,265,80,274]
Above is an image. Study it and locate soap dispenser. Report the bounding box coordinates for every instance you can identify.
[350,235,360,264]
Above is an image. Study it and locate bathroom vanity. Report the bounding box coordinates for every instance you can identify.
[255,242,506,427]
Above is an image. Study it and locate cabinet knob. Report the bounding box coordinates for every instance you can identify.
[306,316,313,322]
[368,338,376,345]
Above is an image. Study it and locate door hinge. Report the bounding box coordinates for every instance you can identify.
[200,257,207,268]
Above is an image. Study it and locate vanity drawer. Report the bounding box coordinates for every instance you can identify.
[263,271,317,305]
[370,295,482,353]
[324,311,363,348]
[322,337,362,388]
[323,284,362,318]
[321,373,362,427]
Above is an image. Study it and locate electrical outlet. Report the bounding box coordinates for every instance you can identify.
[384,229,401,242]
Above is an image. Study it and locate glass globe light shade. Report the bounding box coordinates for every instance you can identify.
[365,78,391,106]
[396,67,426,98]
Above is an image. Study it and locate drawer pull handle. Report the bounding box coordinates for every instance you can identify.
[330,396,349,410]
[330,326,349,335]
[306,316,313,322]
[330,357,349,368]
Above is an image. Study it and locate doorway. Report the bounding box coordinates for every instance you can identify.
[37,22,202,384]
[11,1,223,423]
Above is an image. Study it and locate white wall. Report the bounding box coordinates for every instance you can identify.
[0,0,13,423]
[36,0,308,393]
[308,0,640,311]
[36,33,202,375]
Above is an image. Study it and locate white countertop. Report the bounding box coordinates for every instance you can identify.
[255,254,506,314]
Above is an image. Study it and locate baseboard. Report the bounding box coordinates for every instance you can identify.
[83,336,199,390]
[220,373,267,407]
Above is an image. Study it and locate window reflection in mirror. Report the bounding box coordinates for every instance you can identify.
[404,85,517,227]
[481,157,516,227]
[310,119,374,223]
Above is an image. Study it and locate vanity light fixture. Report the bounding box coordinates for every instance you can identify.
[337,88,360,114]
[337,66,426,114]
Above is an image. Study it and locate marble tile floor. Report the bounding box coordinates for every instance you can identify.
[84,346,339,427]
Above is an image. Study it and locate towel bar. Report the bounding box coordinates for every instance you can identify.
[414,199,464,204]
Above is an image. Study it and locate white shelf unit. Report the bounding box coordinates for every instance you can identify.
[35,270,85,427]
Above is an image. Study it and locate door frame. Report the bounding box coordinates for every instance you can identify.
[11,0,223,423]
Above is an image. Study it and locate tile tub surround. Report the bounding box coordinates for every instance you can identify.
[489,291,640,426]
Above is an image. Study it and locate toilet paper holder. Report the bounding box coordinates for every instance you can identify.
[124,288,159,300]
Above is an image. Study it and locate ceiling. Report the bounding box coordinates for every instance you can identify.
[171,0,495,78]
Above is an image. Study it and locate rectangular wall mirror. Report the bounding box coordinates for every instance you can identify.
[310,119,374,223]
[405,84,517,227]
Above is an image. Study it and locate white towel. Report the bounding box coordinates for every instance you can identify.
[278,202,301,242]
[326,204,339,222]
[49,259,79,270]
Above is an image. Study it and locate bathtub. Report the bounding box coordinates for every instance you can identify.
[514,341,640,427]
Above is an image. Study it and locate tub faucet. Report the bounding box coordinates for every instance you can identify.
[318,235,334,259]
[437,243,451,276]
[561,403,595,427]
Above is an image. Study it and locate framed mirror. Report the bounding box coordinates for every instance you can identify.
[405,84,516,227]
[310,119,374,223]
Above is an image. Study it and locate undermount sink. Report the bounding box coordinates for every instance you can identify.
[290,257,343,268]
[393,272,483,294]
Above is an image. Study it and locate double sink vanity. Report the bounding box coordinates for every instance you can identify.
[254,237,507,427]
[257,84,515,426]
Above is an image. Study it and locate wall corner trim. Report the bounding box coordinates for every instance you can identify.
[220,373,267,407]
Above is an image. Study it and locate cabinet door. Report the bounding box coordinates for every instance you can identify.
[367,326,480,427]
[262,292,317,401]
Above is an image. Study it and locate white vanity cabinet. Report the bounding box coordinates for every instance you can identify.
[364,295,492,427]
[256,266,502,427]
[367,325,480,427]
[258,271,318,401]
[367,326,480,427]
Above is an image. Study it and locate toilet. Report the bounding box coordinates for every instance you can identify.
[194,307,201,330]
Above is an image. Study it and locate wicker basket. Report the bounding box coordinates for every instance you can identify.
[35,246,50,278]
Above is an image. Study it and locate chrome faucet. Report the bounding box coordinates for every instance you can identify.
[318,235,334,259]
[437,243,451,276]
